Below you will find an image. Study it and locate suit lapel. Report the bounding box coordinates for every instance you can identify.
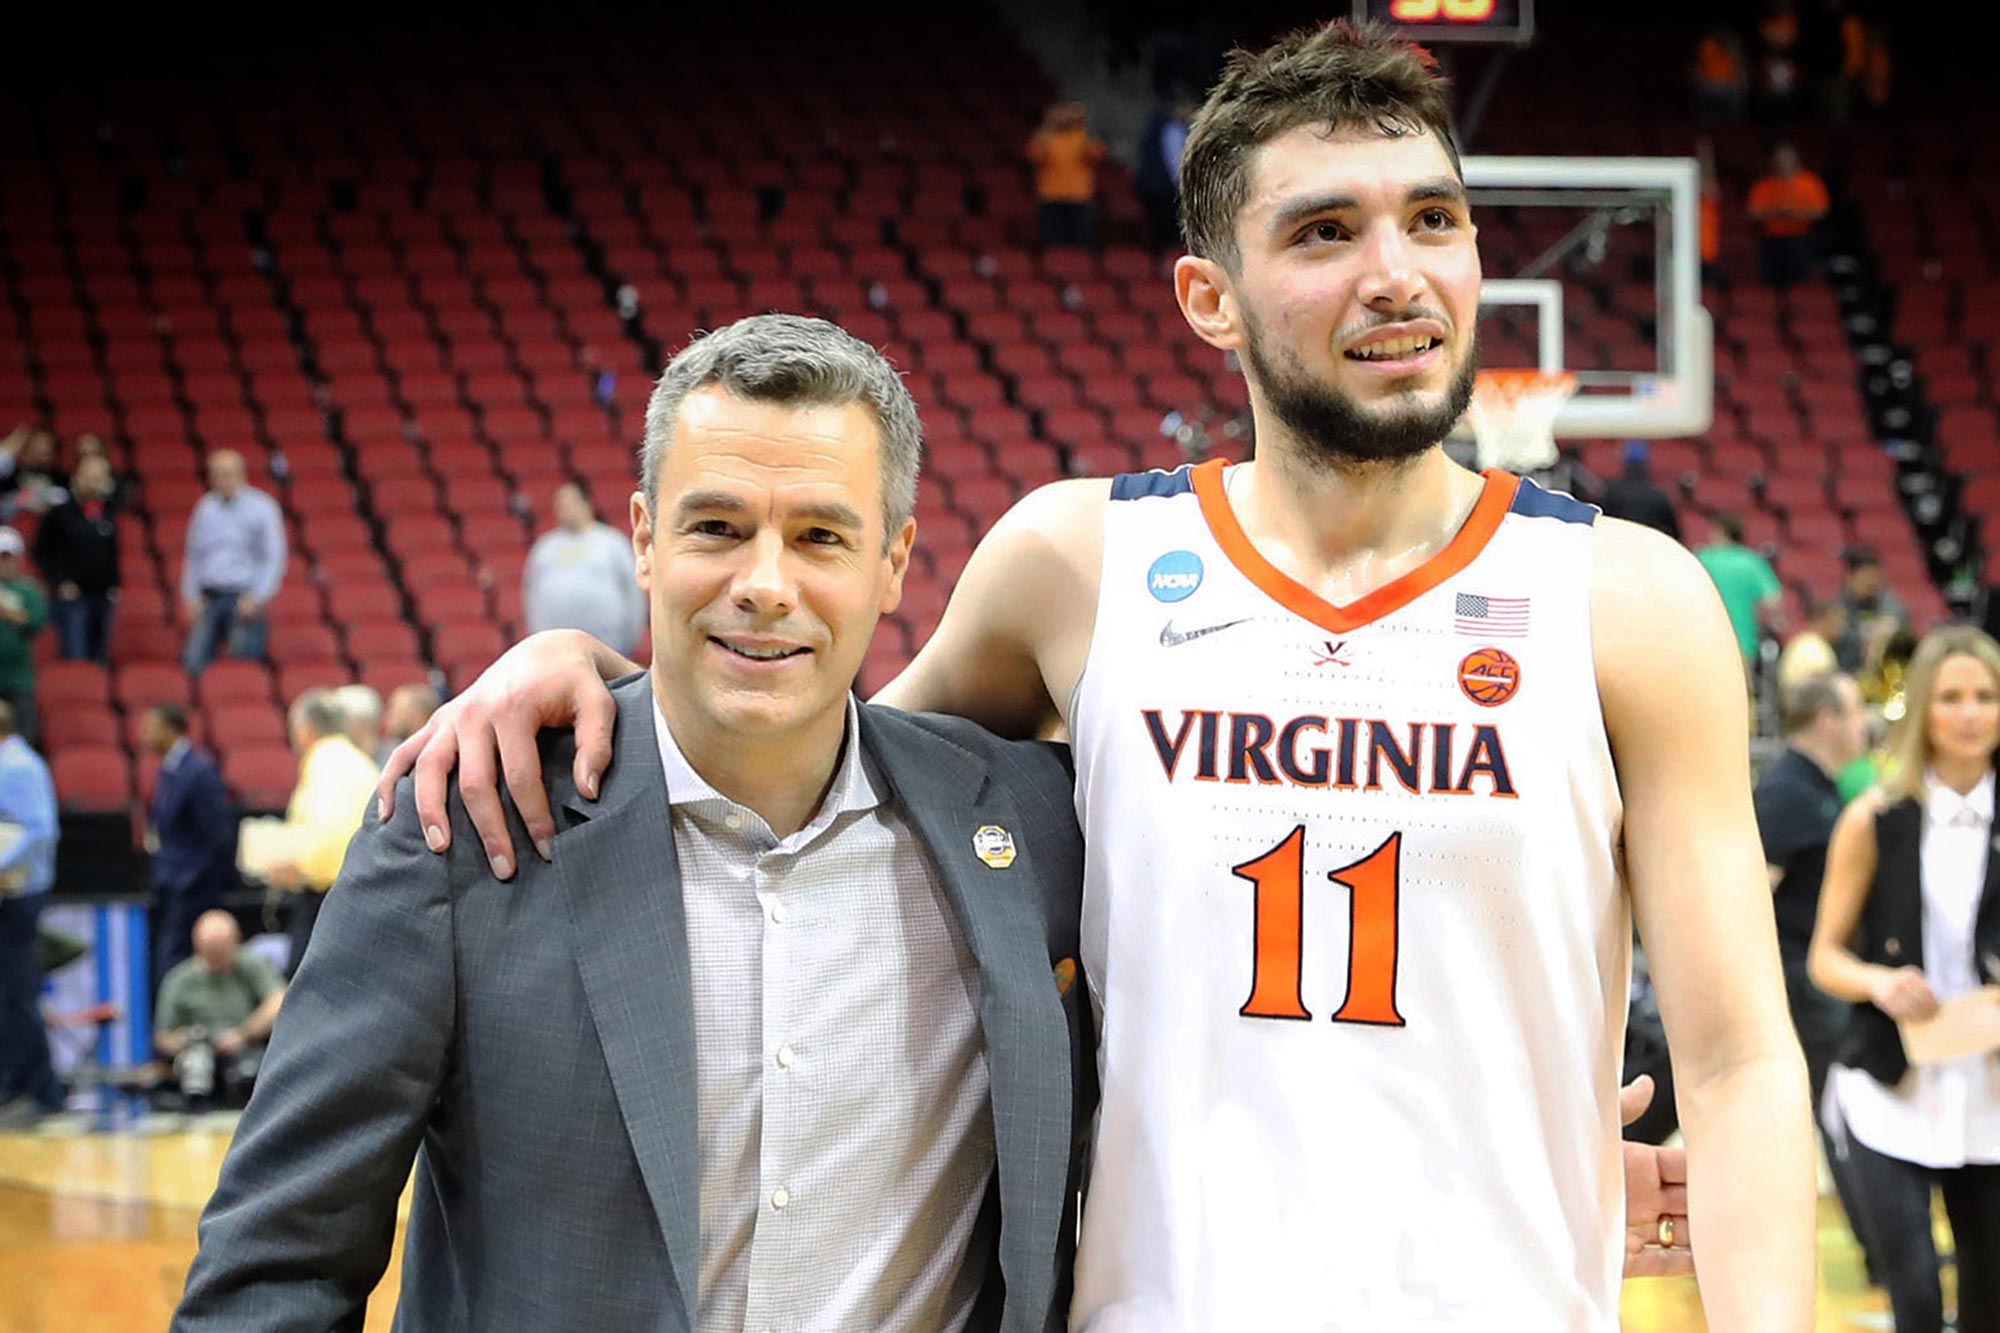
[859,706,1071,1331]
[555,676,702,1319]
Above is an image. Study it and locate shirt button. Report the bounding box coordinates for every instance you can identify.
[768,901,788,925]
[776,1044,796,1069]
[772,1186,790,1211]
[725,812,744,831]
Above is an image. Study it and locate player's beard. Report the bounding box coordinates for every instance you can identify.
[1241,313,1478,471]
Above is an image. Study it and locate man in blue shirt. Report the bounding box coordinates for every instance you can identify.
[0,698,61,1123]
[179,450,287,676]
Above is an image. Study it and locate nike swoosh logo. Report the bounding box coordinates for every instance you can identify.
[1160,617,1252,647]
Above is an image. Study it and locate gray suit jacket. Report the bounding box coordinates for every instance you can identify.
[176,674,1092,1332]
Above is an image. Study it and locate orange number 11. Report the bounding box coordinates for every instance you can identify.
[1233,828,1407,1027]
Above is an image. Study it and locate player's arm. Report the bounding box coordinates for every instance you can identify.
[1808,794,1941,1018]
[875,476,1107,737]
[1594,517,1815,1329]
[374,628,634,877]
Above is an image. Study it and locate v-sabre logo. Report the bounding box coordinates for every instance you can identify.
[1159,617,1251,648]
[1146,550,1204,603]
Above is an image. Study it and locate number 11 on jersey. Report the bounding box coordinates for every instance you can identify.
[1233,828,1407,1027]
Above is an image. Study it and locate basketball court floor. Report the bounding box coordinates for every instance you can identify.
[0,1121,1892,1331]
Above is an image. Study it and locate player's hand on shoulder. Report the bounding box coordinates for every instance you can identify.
[376,629,621,881]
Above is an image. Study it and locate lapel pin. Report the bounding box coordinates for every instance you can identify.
[972,824,1017,869]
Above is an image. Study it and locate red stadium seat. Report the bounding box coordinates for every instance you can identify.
[222,745,299,812]
[43,706,121,752]
[37,661,113,709]
[52,748,132,812]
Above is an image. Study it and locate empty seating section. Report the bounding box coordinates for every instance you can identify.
[3,12,1943,817]
[1842,112,2000,589]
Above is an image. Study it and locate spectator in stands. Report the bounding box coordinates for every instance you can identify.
[333,684,383,761]
[1810,626,2000,1333]
[523,481,645,654]
[1748,142,1830,289]
[1698,140,1724,286]
[32,451,121,663]
[1695,512,1782,675]
[180,449,287,678]
[0,699,60,1126]
[1859,20,1893,115]
[1754,0,1803,123]
[1597,440,1681,541]
[1136,97,1193,251]
[261,688,380,973]
[0,425,66,520]
[379,682,441,766]
[144,704,239,988]
[154,910,284,1111]
[0,529,49,747]
[1778,596,1846,694]
[1753,671,1880,1271]
[1834,543,1908,674]
[1027,101,1107,249]
[1690,24,1748,124]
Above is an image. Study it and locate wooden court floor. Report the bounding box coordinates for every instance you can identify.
[0,1124,1889,1332]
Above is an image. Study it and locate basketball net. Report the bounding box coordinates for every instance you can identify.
[1464,370,1577,473]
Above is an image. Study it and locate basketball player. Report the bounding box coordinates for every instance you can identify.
[382,21,1811,1329]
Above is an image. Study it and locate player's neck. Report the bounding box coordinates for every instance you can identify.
[1227,443,1486,600]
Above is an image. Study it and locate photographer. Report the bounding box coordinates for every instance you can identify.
[154,911,284,1109]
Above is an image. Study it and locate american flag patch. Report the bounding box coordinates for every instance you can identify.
[1455,593,1530,637]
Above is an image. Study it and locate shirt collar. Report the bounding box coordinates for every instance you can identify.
[164,737,192,770]
[651,692,882,820]
[1926,770,1996,828]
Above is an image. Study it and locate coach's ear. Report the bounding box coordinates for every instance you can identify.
[1175,254,1242,352]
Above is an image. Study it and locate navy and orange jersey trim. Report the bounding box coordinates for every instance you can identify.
[1509,477,1598,525]
[1110,467,1195,501]
[1190,459,1521,636]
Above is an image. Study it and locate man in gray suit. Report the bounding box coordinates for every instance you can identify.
[175,315,1092,1332]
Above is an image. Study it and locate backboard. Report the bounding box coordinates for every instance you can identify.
[1459,154,1713,440]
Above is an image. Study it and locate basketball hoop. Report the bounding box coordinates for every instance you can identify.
[1465,369,1577,473]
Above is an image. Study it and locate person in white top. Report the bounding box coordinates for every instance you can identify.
[523,481,647,653]
[378,20,1813,1329]
[1811,625,2000,1333]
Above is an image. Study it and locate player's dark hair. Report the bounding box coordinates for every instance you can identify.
[149,703,190,735]
[1179,19,1459,271]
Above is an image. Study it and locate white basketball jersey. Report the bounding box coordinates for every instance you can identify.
[1068,460,1627,1332]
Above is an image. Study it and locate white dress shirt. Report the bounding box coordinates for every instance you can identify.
[1835,771,2000,1167]
[654,697,995,1332]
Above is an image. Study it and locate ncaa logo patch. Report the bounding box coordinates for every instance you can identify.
[1458,647,1521,707]
[1147,550,1204,602]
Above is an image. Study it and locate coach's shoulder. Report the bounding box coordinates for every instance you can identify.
[866,705,1074,787]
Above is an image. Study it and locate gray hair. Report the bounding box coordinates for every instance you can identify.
[333,683,383,726]
[641,314,922,532]
[289,688,345,740]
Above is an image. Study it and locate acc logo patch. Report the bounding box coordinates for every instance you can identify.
[972,824,1017,869]
[1146,550,1204,603]
[1458,647,1521,707]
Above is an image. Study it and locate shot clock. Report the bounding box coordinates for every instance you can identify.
[1352,0,1535,44]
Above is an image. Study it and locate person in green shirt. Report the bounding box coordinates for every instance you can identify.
[0,529,49,747]
[1694,512,1783,668]
[155,910,285,1109]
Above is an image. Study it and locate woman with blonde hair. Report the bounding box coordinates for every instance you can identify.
[1810,625,2000,1332]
